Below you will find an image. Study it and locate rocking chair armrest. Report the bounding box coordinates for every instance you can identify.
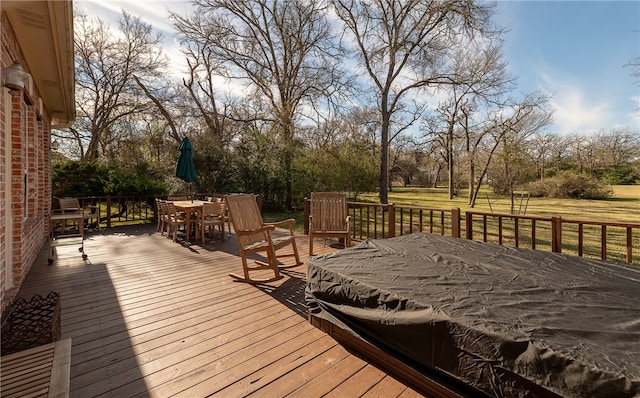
[265,219,296,229]
[235,225,275,236]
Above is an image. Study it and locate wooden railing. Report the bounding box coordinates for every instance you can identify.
[303,199,640,264]
[58,195,158,228]
[65,195,639,264]
[64,193,239,229]
[464,211,640,264]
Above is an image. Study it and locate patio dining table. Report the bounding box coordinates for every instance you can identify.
[172,200,206,241]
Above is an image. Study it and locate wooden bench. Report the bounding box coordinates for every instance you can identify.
[0,338,71,398]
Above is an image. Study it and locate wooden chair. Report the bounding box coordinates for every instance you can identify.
[196,201,225,243]
[156,199,170,235]
[155,198,164,233]
[205,195,231,231]
[167,195,188,201]
[225,194,302,283]
[165,202,187,241]
[309,192,351,256]
[83,204,100,230]
[57,197,100,230]
[161,200,173,236]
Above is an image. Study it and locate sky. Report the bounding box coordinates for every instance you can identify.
[75,0,640,135]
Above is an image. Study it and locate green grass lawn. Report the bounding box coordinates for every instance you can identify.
[264,185,640,263]
[265,185,640,229]
[357,185,640,224]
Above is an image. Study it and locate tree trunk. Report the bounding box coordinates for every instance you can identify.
[447,124,455,200]
[379,103,391,204]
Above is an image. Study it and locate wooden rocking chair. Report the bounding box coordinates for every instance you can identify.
[225,194,302,283]
[309,192,351,256]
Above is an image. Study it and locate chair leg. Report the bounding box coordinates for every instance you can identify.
[291,238,302,265]
[228,249,283,284]
[242,254,251,280]
[266,246,281,278]
[309,233,314,257]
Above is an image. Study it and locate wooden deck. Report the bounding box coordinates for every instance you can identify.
[14,224,426,397]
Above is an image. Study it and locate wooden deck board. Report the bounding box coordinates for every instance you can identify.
[285,352,368,397]
[11,225,426,397]
[324,363,387,397]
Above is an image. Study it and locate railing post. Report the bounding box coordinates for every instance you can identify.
[465,211,473,240]
[601,225,607,261]
[551,215,562,253]
[626,227,633,264]
[152,195,158,224]
[451,208,460,238]
[387,203,395,238]
[303,198,310,235]
[106,195,112,229]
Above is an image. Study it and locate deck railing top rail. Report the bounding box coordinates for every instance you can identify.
[59,195,639,265]
[305,198,639,265]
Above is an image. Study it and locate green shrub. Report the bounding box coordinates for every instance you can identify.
[53,160,168,197]
[599,165,639,185]
[525,173,613,199]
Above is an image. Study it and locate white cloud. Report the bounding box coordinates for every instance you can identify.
[76,0,181,34]
[630,95,640,125]
[536,69,614,135]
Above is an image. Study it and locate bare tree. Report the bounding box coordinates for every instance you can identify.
[528,132,566,180]
[170,11,230,139]
[172,0,345,209]
[133,75,183,144]
[435,41,513,200]
[484,93,553,211]
[593,128,640,169]
[332,0,497,203]
[388,134,423,188]
[67,11,167,161]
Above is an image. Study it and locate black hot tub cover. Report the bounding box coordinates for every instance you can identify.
[305,233,640,397]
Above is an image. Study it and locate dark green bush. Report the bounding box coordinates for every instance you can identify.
[53,160,168,197]
[599,165,639,185]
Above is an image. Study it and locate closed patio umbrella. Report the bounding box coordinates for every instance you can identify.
[176,137,196,182]
[176,137,196,200]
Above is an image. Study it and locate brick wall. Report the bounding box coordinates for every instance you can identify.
[0,59,5,311]
[1,12,53,313]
